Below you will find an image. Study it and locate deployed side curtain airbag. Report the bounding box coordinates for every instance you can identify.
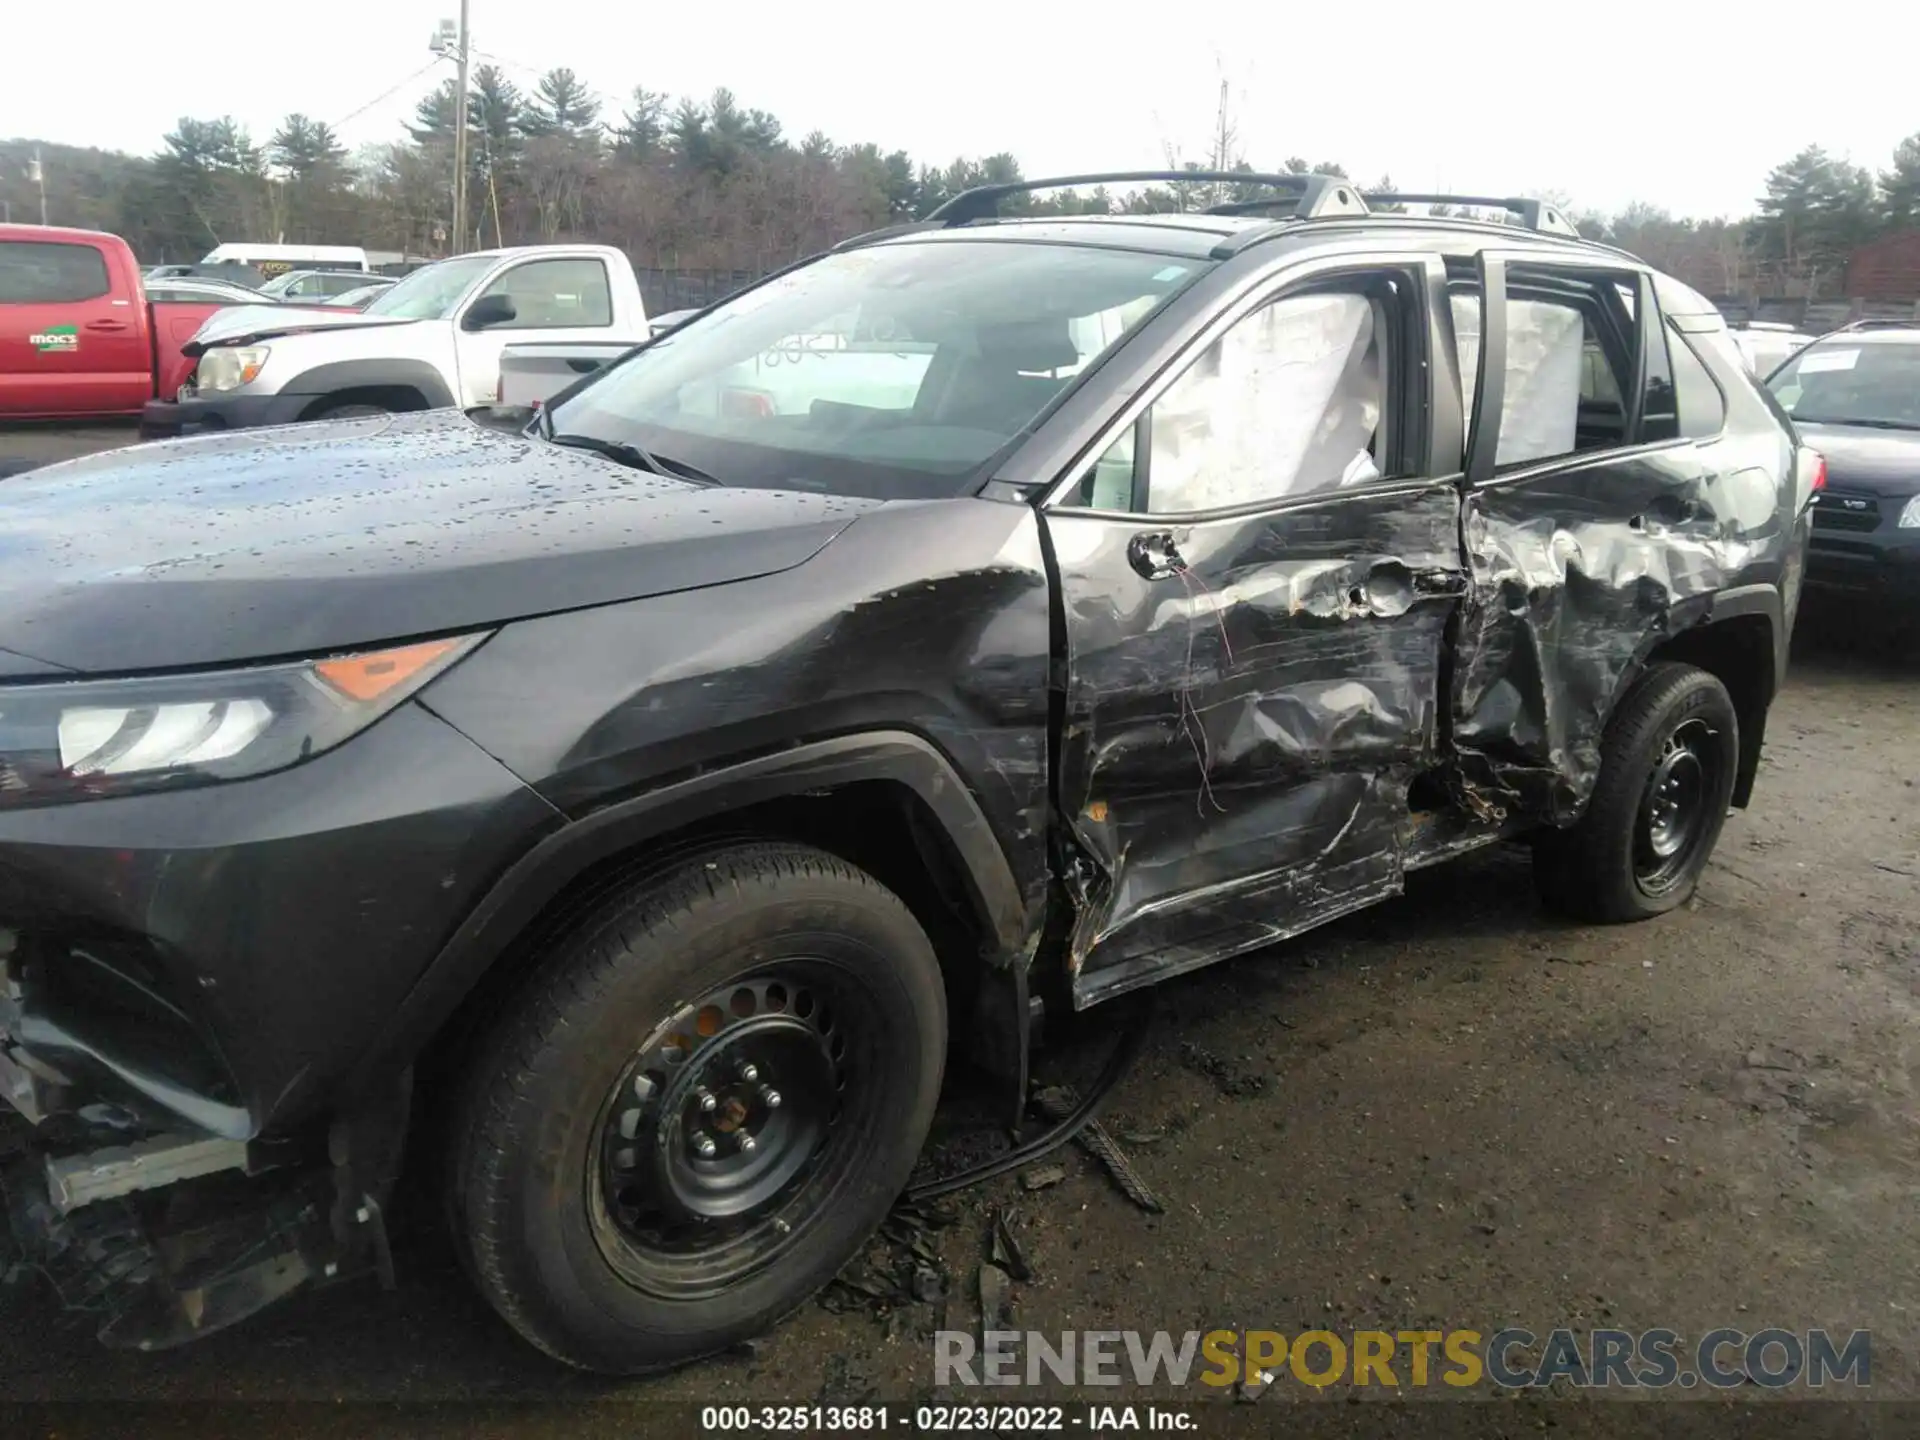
[1147,292,1380,512]
[1496,300,1584,465]
[1449,292,1586,468]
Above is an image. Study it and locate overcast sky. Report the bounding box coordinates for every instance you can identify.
[6,1,1911,220]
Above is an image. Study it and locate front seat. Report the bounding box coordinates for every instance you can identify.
[936,320,1081,434]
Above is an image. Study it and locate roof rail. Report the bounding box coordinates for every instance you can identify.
[927,171,1370,226]
[831,220,945,252]
[1835,317,1919,332]
[1361,192,1582,238]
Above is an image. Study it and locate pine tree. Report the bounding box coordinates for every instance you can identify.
[614,88,667,162]
[1880,133,1920,232]
[521,68,602,142]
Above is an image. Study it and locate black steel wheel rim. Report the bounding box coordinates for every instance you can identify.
[586,961,881,1300]
[1634,717,1719,894]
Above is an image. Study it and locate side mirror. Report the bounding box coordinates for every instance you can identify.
[462,294,517,332]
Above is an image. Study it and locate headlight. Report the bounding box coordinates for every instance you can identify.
[0,634,486,810]
[1899,495,1920,529]
[195,345,270,392]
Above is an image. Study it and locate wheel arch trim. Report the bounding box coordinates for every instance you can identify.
[348,730,1029,1095]
[1629,584,1781,808]
[280,358,455,412]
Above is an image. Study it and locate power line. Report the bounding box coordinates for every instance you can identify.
[333,59,448,131]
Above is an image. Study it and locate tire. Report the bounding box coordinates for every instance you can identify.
[309,402,391,420]
[450,842,947,1373]
[1532,662,1739,923]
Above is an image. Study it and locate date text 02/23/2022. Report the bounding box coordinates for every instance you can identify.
[700,1406,1192,1431]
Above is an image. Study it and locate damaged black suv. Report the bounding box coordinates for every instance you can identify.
[0,173,1815,1372]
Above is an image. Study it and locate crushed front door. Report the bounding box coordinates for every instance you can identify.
[1039,258,1469,1006]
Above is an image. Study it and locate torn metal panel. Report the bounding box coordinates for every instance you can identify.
[1452,436,1793,819]
[1042,481,1466,1006]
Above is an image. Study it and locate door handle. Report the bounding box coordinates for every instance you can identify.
[1126,530,1187,581]
[83,319,129,332]
[1346,560,1465,616]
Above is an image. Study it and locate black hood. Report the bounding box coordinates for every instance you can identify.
[0,410,877,674]
[1797,422,1920,498]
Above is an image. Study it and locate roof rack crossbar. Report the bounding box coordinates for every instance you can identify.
[928,171,1370,226]
[1361,192,1582,238]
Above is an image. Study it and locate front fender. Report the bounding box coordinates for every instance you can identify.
[278,357,457,409]
[349,730,1030,1094]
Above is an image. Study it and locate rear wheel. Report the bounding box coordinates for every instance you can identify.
[450,843,946,1373]
[1533,662,1739,922]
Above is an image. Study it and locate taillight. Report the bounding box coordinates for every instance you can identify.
[1811,453,1827,491]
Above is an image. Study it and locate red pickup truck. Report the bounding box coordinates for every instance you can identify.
[0,224,238,420]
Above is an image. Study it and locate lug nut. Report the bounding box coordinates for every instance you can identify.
[738,1062,760,1084]
[632,1074,656,1103]
[738,1133,758,1154]
[693,1133,717,1159]
[761,1087,783,1110]
[694,1086,718,1114]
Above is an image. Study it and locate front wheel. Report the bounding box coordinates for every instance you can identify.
[1533,662,1740,922]
[450,843,947,1373]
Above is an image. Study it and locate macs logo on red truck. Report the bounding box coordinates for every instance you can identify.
[29,325,78,353]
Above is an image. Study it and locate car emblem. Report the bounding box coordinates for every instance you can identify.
[1842,498,1869,510]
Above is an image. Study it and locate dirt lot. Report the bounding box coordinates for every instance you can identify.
[1,423,1916,1430]
[0,422,138,476]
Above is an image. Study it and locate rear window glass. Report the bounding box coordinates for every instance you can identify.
[0,241,112,304]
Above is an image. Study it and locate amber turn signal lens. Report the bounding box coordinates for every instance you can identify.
[313,638,464,702]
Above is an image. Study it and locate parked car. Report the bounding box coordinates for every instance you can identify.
[1766,326,1920,604]
[493,309,701,408]
[257,269,395,303]
[145,261,267,291]
[1729,322,1816,378]
[144,277,278,307]
[649,307,698,336]
[0,173,1814,1373]
[138,244,650,437]
[2,225,260,419]
[320,282,392,311]
[200,242,370,278]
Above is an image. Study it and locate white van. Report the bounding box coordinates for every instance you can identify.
[200,243,369,280]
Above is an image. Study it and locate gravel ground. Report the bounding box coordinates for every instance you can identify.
[0,422,140,476]
[0,427,1914,1430]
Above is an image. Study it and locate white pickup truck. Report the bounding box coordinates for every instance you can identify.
[138,244,648,438]
[493,308,699,409]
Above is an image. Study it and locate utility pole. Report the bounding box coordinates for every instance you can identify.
[28,149,47,225]
[451,0,471,254]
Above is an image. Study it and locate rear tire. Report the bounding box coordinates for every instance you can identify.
[450,842,947,1373]
[1533,662,1739,923]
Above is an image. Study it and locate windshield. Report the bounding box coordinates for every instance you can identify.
[1768,338,1920,428]
[544,240,1207,499]
[362,255,495,320]
[257,272,300,296]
